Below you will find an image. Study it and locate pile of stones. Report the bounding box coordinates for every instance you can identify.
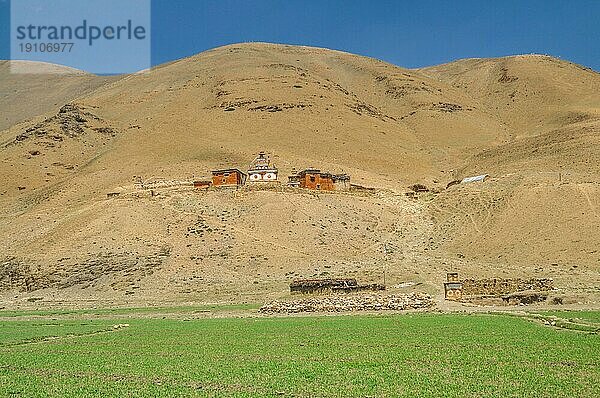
[259,293,434,314]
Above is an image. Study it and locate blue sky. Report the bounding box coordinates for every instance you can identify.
[1,0,599,72]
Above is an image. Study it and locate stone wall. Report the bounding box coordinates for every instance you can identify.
[260,293,434,313]
[290,278,385,294]
[461,278,554,296]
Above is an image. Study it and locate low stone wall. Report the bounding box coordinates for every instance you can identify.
[139,180,194,190]
[502,291,549,305]
[290,278,385,295]
[290,278,358,294]
[334,283,385,294]
[259,293,434,313]
[461,278,554,296]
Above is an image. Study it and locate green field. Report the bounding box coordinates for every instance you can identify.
[0,311,598,397]
[535,310,600,325]
[0,303,260,319]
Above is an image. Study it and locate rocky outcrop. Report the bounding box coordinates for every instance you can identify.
[0,247,171,292]
[0,257,50,292]
[9,103,120,148]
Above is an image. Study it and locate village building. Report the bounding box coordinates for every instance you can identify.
[211,168,247,187]
[287,168,350,191]
[444,272,463,301]
[299,168,334,190]
[461,174,489,184]
[333,173,351,191]
[132,176,143,189]
[247,151,278,183]
[287,168,301,187]
[444,282,463,301]
[193,180,211,189]
[290,278,385,294]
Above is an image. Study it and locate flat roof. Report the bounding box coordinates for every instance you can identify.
[297,169,333,177]
[248,168,278,173]
[211,168,247,176]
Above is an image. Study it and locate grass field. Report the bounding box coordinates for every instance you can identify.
[0,303,260,319]
[0,311,598,397]
[535,310,600,325]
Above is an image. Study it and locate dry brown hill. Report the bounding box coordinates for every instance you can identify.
[418,55,600,136]
[419,55,599,288]
[419,55,600,177]
[0,61,119,132]
[0,44,598,308]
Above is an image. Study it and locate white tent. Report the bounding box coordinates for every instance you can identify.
[461,174,489,184]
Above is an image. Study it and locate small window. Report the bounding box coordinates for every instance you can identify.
[316,184,321,189]
[310,176,316,182]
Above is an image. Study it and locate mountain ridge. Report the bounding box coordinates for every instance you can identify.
[0,42,598,307]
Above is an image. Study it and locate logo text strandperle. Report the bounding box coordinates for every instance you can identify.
[15,20,147,46]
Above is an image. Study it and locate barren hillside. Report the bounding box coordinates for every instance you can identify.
[0,61,119,132]
[419,55,600,280]
[418,55,600,137]
[0,44,598,308]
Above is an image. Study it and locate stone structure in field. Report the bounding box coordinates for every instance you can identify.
[444,272,463,301]
[444,272,555,305]
[461,277,554,296]
[290,278,385,295]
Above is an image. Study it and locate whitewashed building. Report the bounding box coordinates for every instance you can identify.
[247,151,278,183]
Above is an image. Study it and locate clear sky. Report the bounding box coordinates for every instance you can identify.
[1,0,599,72]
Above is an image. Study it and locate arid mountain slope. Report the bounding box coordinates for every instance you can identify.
[418,55,600,137]
[420,55,600,178]
[1,43,520,213]
[0,61,119,131]
[430,174,599,278]
[0,44,598,307]
[74,43,511,188]
[420,55,599,280]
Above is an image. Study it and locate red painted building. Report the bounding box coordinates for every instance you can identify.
[288,169,351,191]
[292,169,335,190]
[211,168,247,187]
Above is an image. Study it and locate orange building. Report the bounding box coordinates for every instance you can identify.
[288,169,351,191]
[211,168,247,187]
[296,169,335,190]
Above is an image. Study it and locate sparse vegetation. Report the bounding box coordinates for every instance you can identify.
[408,183,429,193]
